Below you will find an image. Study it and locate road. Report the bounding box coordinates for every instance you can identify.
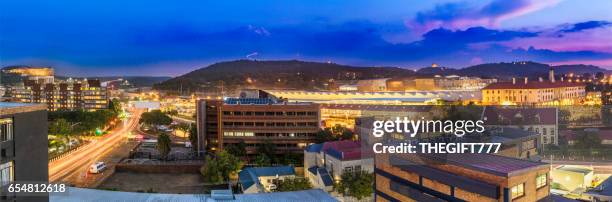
[48,108,143,183]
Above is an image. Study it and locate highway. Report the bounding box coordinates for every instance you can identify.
[48,108,143,183]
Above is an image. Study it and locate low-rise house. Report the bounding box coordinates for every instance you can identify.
[304,140,373,191]
[238,166,295,193]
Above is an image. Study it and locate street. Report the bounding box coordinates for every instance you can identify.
[48,108,143,184]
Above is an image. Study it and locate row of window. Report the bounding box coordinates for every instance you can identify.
[510,173,547,199]
[222,122,318,127]
[223,132,316,138]
[222,111,317,116]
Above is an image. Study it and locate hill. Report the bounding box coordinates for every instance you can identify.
[154,60,417,91]
[418,62,609,79]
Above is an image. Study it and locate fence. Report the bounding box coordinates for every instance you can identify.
[48,141,91,162]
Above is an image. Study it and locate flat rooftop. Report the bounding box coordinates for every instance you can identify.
[555,165,593,175]
[50,187,338,202]
[396,152,548,177]
[0,102,46,115]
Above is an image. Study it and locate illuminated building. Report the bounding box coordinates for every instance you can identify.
[10,79,108,111]
[265,90,481,105]
[0,66,54,85]
[320,104,438,129]
[550,165,594,193]
[375,152,551,202]
[196,97,320,156]
[482,69,585,105]
[357,78,389,92]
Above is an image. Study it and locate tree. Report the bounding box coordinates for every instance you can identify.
[188,123,198,151]
[573,130,602,149]
[225,141,247,157]
[257,140,277,163]
[254,153,272,167]
[335,171,374,200]
[108,98,121,114]
[157,133,172,160]
[315,128,338,143]
[49,118,72,136]
[274,177,312,192]
[200,151,244,183]
[140,110,172,129]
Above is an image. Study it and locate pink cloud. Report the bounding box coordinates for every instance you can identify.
[501,27,612,53]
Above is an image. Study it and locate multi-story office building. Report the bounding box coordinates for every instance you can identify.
[482,69,585,105]
[10,79,108,111]
[375,153,551,202]
[0,103,49,201]
[196,97,320,156]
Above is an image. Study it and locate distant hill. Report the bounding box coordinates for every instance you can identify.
[418,62,610,79]
[154,60,610,92]
[154,60,417,91]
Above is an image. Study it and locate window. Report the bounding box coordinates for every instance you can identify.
[511,183,524,199]
[1,118,13,142]
[0,161,14,186]
[536,174,547,189]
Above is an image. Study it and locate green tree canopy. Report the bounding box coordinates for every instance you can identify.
[140,110,172,127]
[225,141,247,157]
[200,151,244,183]
[49,118,72,136]
[335,171,374,200]
[274,177,312,192]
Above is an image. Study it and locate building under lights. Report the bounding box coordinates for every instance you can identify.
[195,95,320,156]
[10,78,108,111]
[482,69,585,105]
[265,90,481,105]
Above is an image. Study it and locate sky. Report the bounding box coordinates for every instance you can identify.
[1,0,612,76]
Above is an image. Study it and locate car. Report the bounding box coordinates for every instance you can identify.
[89,162,107,174]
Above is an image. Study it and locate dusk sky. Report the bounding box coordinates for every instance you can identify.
[2,0,612,76]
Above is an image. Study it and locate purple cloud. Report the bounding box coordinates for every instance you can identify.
[407,0,560,34]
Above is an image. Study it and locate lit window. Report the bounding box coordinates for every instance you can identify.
[0,118,13,142]
[536,174,547,188]
[511,183,524,199]
[0,161,14,186]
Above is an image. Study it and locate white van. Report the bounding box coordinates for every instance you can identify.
[89,162,106,174]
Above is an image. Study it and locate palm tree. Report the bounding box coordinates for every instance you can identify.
[157,133,172,160]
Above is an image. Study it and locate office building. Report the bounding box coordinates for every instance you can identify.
[10,78,108,111]
[0,102,49,201]
[196,97,320,155]
[375,153,550,202]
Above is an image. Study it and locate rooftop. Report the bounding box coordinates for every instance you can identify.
[50,187,338,202]
[305,140,368,161]
[397,152,548,177]
[239,166,295,190]
[585,176,612,198]
[563,129,612,141]
[555,165,593,175]
[483,81,584,90]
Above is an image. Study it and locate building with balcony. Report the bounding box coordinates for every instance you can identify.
[0,102,49,201]
[10,78,108,111]
[375,152,551,202]
[196,97,320,156]
[482,69,585,105]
